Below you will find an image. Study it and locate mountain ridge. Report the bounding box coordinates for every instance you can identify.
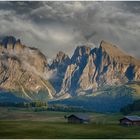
[0,36,140,102]
[59,40,140,97]
[0,36,56,101]
[100,40,140,66]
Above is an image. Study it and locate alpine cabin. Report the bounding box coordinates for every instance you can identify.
[65,114,90,124]
[120,116,140,126]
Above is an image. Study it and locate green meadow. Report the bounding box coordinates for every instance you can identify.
[0,107,140,139]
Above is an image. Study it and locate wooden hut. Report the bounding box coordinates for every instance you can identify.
[65,114,90,124]
[120,116,140,126]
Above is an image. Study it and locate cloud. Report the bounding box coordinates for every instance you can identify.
[0,1,140,59]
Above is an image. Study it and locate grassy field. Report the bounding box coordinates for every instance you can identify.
[0,107,140,139]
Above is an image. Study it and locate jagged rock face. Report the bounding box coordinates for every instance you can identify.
[49,51,70,92]
[61,41,140,96]
[0,36,55,101]
[60,45,94,96]
[0,36,140,100]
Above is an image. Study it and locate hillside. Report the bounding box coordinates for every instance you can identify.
[59,40,140,97]
[50,83,140,112]
[0,36,56,101]
[0,36,140,112]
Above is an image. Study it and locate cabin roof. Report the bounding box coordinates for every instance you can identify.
[123,116,140,121]
[68,114,90,121]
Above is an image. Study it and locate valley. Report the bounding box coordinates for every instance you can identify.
[0,107,140,139]
[0,1,140,139]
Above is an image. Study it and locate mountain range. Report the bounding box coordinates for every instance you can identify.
[0,36,140,112]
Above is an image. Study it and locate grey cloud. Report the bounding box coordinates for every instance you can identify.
[0,1,140,59]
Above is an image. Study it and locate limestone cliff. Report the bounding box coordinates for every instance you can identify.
[0,36,55,101]
[0,36,140,101]
[60,40,140,96]
[49,51,70,93]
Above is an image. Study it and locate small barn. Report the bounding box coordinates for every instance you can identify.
[120,116,140,126]
[65,114,90,124]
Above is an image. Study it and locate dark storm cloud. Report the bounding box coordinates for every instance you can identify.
[0,1,140,59]
[121,2,140,14]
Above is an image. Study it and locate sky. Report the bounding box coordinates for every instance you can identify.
[0,1,140,59]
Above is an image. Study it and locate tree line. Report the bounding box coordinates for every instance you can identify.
[120,99,140,115]
[0,101,88,112]
[0,101,48,108]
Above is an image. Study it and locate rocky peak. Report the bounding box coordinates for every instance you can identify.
[50,51,70,69]
[99,40,127,58]
[0,36,24,54]
[99,40,140,66]
[100,40,118,49]
[1,36,17,48]
[49,51,70,93]
[0,36,55,100]
[0,36,48,73]
[71,45,91,65]
[73,46,91,57]
[56,51,70,63]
